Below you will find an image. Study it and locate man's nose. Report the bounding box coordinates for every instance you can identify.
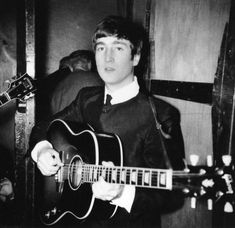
[105,48,114,62]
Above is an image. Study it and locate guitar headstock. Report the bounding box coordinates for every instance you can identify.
[1,73,36,107]
[173,155,235,212]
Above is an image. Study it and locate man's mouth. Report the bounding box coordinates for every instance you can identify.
[105,67,115,71]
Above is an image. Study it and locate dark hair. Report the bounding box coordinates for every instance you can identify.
[92,15,144,57]
[59,49,96,71]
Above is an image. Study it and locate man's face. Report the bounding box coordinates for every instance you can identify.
[95,36,140,91]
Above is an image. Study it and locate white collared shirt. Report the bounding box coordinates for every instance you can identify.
[104,76,139,105]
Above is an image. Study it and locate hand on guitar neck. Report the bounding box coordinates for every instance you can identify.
[92,161,125,202]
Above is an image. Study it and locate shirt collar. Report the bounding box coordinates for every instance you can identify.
[104,76,139,105]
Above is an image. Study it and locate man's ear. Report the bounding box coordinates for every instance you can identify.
[133,53,141,66]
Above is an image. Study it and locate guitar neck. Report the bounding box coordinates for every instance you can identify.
[82,165,173,190]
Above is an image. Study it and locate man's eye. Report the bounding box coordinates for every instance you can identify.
[116,47,123,51]
[96,46,104,51]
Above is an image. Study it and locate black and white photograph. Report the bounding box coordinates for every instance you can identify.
[0,0,234,227]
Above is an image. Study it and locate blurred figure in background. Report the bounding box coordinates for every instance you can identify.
[37,49,102,117]
[49,50,103,114]
[59,49,96,72]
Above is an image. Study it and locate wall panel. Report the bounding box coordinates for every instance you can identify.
[146,0,231,227]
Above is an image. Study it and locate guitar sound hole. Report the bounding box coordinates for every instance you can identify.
[68,155,83,190]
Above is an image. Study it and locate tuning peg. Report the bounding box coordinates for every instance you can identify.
[207,155,213,167]
[190,154,199,166]
[200,188,207,196]
[182,188,190,195]
[222,155,232,166]
[207,199,213,210]
[224,202,233,213]
[191,197,196,209]
[202,179,214,188]
[4,79,11,88]
[216,191,224,200]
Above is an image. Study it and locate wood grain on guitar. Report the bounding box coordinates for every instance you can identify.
[39,119,235,225]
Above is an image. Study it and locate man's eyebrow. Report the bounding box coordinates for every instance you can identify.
[113,40,129,46]
[95,40,130,46]
[95,41,104,46]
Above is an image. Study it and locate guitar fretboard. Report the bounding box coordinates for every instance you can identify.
[82,165,172,190]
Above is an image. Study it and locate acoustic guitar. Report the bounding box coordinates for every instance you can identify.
[39,119,235,225]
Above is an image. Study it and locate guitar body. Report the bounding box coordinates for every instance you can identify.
[40,119,123,225]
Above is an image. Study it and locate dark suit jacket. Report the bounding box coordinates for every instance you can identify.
[30,86,185,228]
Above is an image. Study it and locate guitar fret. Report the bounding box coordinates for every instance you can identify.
[107,167,110,182]
[111,167,116,183]
[151,171,158,187]
[107,167,112,183]
[93,166,98,182]
[143,170,150,186]
[137,169,143,186]
[116,169,121,184]
[102,166,106,180]
[131,169,137,185]
[159,171,167,187]
[89,166,93,182]
[86,166,89,182]
[126,169,130,184]
[121,169,125,184]
[83,166,86,182]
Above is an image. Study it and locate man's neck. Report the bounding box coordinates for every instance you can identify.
[105,76,134,93]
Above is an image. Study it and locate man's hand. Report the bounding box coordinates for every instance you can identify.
[92,161,124,201]
[37,148,63,176]
[0,178,14,202]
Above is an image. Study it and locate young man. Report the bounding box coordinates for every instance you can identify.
[30,15,185,227]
